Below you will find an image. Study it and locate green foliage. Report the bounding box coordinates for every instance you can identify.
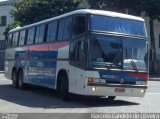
[87,0,160,18]
[87,0,160,45]
[5,0,84,42]
[3,21,21,41]
[11,0,84,25]
[87,0,160,73]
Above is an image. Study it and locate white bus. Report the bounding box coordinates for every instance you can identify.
[5,9,149,100]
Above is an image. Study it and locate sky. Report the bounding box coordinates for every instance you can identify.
[0,0,9,2]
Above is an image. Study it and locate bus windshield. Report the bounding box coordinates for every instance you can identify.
[90,15,147,37]
[123,38,148,72]
[89,35,148,72]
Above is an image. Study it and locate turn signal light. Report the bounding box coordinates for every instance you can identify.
[88,77,94,83]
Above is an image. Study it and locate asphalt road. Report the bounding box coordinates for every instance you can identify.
[0,74,160,118]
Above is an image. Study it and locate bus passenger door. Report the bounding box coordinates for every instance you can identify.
[69,39,87,93]
[69,40,77,92]
[75,39,87,94]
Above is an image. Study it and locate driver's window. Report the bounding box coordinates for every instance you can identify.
[77,40,85,62]
[72,16,86,38]
[69,39,87,68]
[76,40,87,68]
[69,40,77,63]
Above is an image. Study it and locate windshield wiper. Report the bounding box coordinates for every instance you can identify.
[130,59,139,72]
[125,48,139,72]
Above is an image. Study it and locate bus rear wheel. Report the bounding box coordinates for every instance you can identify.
[18,70,25,89]
[60,75,70,101]
[12,70,18,88]
[108,96,116,100]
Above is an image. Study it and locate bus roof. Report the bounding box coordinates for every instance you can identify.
[9,9,145,33]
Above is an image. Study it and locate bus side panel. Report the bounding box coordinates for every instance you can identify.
[15,46,29,83]
[5,48,17,80]
[74,70,100,95]
[26,42,70,89]
[55,42,74,91]
[74,68,88,95]
[28,44,56,88]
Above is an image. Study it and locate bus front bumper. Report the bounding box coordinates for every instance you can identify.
[85,83,148,97]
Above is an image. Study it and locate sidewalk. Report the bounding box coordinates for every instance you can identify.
[149,75,160,81]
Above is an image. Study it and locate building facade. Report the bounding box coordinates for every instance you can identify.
[144,17,160,73]
[0,0,18,70]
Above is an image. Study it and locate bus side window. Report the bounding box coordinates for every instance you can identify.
[69,40,77,63]
[12,32,19,47]
[46,21,57,42]
[19,30,26,46]
[63,18,72,40]
[35,24,45,44]
[72,16,86,38]
[58,17,72,41]
[27,27,35,45]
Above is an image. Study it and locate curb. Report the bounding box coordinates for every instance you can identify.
[149,78,160,81]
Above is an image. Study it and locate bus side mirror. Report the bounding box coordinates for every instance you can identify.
[72,16,86,35]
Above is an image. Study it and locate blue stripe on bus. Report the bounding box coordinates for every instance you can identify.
[99,71,146,84]
[29,51,58,59]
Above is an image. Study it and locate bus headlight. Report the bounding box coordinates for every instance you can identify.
[140,89,145,93]
[92,87,96,92]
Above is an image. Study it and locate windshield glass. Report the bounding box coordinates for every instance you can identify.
[123,38,148,72]
[90,15,147,37]
[89,35,122,69]
[89,34,148,72]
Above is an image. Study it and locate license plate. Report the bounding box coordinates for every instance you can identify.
[115,88,125,93]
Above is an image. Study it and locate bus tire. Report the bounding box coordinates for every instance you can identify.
[108,96,116,100]
[12,70,18,88]
[61,75,70,101]
[18,70,25,89]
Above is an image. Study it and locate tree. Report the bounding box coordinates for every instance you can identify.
[87,0,160,73]
[4,0,84,43]
[11,0,84,26]
[137,0,160,73]
[3,21,21,42]
[87,0,142,14]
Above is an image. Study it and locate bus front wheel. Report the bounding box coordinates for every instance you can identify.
[60,75,70,101]
[108,96,116,100]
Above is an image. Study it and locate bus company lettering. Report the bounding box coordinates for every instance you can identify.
[102,75,120,79]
